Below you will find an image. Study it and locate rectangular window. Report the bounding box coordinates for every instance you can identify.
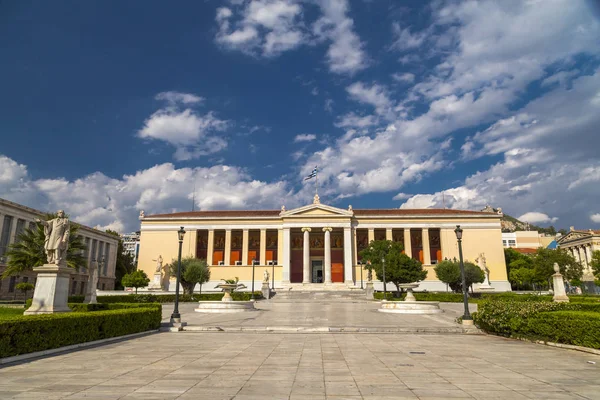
[22,276,28,283]
[502,240,507,246]
[14,219,26,243]
[508,240,516,247]
[8,276,16,292]
[0,215,14,257]
[91,239,97,261]
[103,243,110,275]
[71,280,77,295]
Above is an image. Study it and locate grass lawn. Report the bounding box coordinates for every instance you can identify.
[0,307,25,319]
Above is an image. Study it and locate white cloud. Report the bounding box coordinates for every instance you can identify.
[155,91,204,105]
[591,214,600,224]
[0,155,295,233]
[392,192,411,201]
[389,22,427,51]
[215,0,305,57]
[294,134,317,142]
[334,112,377,129]
[313,0,369,74]
[324,98,334,113]
[392,72,415,83]
[137,93,230,161]
[518,212,558,224]
[346,82,394,118]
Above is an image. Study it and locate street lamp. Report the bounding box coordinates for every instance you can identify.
[454,225,472,323]
[382,257,387,300]
[251,258,257,300]
[171,226,186,323]
[271,260,275,291]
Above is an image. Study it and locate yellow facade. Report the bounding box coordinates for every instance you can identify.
[137,201,511,292]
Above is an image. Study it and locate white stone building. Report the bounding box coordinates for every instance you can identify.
[557,227,599,288]
[120,232,140,264]
[0,197,119,299]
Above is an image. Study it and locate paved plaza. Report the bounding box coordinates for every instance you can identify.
[160,300,475,333]
[1,330,599,399]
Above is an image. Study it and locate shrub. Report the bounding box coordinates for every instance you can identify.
[519,311,600,349]
[473,299,600,348]
[66,292,263,304]
[0,305,161,358]
[121,270,150,294]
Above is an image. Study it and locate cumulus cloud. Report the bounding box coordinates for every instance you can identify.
[389,22,427,51]
[0,155,296,233]
[137,93,229,161]
[294,134,317,142]
[518,212,558,224]
[591,214,600,224]
[214,0,368,74]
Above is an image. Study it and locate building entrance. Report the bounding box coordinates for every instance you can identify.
[311,259,323,283]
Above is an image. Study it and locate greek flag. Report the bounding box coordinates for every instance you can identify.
[304,166,317,180]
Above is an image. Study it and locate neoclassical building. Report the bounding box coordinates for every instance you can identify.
[0,197,119,299]
[557,227,599,287]
[137,197,511,292]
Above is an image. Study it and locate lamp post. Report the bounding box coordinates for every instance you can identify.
[382,257,387,300]
[171,226,186,323]
[251,258,257,300]
[454,225,472,323]
[271,260,275,291]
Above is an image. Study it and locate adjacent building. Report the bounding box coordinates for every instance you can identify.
[502,231,556,251]
[0,197,119,299]
[137,197,511,292]
[557,227,599,288]
[121,232,140,264]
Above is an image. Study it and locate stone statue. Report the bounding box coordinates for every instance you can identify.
[139,210,145,219]
[263,269,270,283]
[35,210,70,266]
[476,253,492,288]
[281,205,286,212]
[153,255,163,274]
[84,259,99,304]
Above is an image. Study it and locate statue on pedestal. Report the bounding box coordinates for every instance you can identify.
[35,210,70,266]
[148,255,165,291]
[263,269,270,283]
[476,253,493,289]
[153,255,164,274]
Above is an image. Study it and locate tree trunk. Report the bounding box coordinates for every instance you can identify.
[199,283,202,295]
[135,287,138,294]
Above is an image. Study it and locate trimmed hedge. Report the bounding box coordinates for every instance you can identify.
[67,292,263,304]
[373,291,600,303]
[520,311,600,349]
[0,305,162,358]
[473,300,600,349]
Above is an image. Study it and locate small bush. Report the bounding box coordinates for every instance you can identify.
[0,306,161,358]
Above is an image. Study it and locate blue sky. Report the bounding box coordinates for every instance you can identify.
[1,0,600,233]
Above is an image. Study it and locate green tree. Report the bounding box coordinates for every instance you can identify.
[2,213,86,278]
[168,256,211,295]
[532,248,583,284]
[504,248,524,276]
[182,258,211,295]
[106,230,136,290]
[509,268,539,290]
[434,260,461,292]
[433,259,484,293]
[15,282,35,298]
[121,270,150,294]
[386,251,428,296]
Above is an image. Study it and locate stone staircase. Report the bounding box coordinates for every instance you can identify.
[270,283,368,302]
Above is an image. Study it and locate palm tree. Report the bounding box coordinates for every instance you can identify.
[1,213,87,278]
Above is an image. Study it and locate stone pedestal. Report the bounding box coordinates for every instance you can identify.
[147,273,163,291]
[552,272,569,303]
[365,282,374,300]
[24,264,73,315]
[83,285,97,304]
[261,282,271,300]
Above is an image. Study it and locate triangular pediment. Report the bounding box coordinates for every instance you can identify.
[281,203,353,218]
[557,231,592,244]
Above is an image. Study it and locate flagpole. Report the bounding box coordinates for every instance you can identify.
[315,168,318,196]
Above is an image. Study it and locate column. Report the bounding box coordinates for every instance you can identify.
[422,228,431,265]
[353,227,358,265]
[367,228,374,244]
[585,246,593,274]
[343,227,353,284]
[404,228,412,258]
[224,229,232,266]
[9,218,18,245]
[385,228,392,241]
[260,229,267,265]
[323,227,332,284]
[302,227,311,284]
[282,228,290,283]
[581,246,589,268]
[242,229,249,265]
[207,229,214,266]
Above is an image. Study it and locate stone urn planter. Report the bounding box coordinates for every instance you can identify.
[195,282,256,313]
[378,282,442,314]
